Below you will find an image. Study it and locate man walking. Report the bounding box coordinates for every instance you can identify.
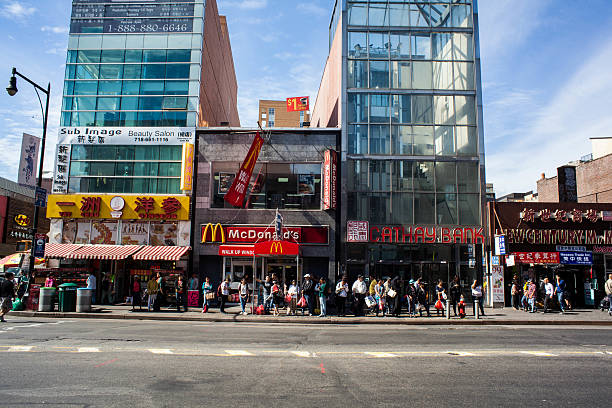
[220,276,230,314]
[147,276,158,312]
[605,273,612,316]
[301,274,315,316]
[555,274,566,314]
[543,277,554,313]
[351,275,367,316]
[0,272,16,322]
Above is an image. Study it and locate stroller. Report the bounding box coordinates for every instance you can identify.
[600,296,610,313]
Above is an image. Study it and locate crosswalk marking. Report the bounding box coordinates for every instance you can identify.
[149,348,174,354]
[291,351,311,358]
[8,346,33,352]
[78,347,100,353]
[365,352,398,358]
[225,349,254,356]
[520,351,558,357]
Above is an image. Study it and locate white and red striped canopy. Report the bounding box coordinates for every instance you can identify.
[65,245,143,260]
[132,246,190,261]
[44,244,83,259]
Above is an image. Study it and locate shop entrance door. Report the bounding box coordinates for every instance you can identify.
[416,263,453,301]
[266,258,302,286]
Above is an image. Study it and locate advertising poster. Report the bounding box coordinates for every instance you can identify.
[18,133,40,188]
[218,173,235,194]
[62,220,91,244]
[90,221,118,245]
[121,222,149,245]
[298,174,315,195]
[150,222,178,246]
[491,265,504,303]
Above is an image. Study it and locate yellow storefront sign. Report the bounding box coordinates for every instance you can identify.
[180,142,194,191]
[46,194,190,221]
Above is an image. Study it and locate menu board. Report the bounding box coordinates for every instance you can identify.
[71,1,195,34]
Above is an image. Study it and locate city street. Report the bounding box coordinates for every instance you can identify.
[1,318,611,407]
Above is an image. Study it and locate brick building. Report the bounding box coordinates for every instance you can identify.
[258,100,310,128]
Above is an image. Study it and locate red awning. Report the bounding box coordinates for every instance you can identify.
[44,244,83,259]
[254,240,299,257]
[65,245,143,260]
[132,246,190,261]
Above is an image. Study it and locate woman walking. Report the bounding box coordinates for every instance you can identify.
[238,278,249,315]
[270,280,281,316]
[201,277,213,313]
[435,280,446,316]
[316,277,328,317]
[287,280,299,315]
[511,278,521,311]
[374,279,386,317]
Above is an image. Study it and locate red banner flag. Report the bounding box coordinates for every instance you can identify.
[224,132,264,207]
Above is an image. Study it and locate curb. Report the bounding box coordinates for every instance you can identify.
[10,311,612,326]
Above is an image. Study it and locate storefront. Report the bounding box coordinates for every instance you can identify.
[44,193,191,302]
[489,202,612,308]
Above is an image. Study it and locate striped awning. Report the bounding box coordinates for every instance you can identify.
[44,244,83,259]
[132,246,190,261]
[65,245,143,260]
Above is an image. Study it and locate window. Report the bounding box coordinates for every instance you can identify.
[369,60,389,88]
[348,60,368,88]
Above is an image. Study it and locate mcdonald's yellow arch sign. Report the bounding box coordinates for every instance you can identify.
[201,223,225,244]
[254,240,299,256]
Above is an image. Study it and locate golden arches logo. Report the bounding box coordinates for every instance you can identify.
[15,214,30,227]
[270,241,283,254]
[201,223,225,244]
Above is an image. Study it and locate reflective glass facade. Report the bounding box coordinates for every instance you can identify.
[344,0,483,227]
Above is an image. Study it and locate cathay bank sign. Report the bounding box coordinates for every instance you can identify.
[58,127,194,145]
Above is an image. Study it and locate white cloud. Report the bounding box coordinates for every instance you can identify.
[1,1,36,19]
[220,0,268,10]
[297,3,328,17]
[485,38,612,196]
[41,25,68,34]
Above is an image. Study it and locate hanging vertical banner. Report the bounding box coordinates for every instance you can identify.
[322,149,338,210]
[180,142,194,191]
[224,132,264,207]
[18,133,40,188]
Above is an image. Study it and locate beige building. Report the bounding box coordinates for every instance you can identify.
[258,100,310,128]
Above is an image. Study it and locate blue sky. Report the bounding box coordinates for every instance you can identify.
[0,0,611,197]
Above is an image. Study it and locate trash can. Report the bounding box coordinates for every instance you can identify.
[38,287,56,312]
[58,283,78,312]
[76,288,92,312]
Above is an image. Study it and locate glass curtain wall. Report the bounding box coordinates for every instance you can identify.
[346,0,480,226]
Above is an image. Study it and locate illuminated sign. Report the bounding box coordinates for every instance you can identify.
[14,214,31,227]
[200,225,329,245]
[254,240,299,256]
[201,223,225,244]
[322,149,337,210]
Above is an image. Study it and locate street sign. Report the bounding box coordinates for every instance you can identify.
[494,235,506,255]
[33,233,46,258]
[491,256,500,266]
[35,187,47,208]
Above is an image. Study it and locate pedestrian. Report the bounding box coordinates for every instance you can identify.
[351,275,367,316]
[146,275,158,312]
[389,277,401,317]
[374,278,386,317]
[44,273,55,288]
[543,277,554,313]
[0,272,16,322]
[271,280,282,316]
[131,276,141,312]
[101,274,111,305]
[175,275,186,313]
[335,276,349,316]
[201,277,213,313]
[287,279,299,315]
[521,280,529,311]
[238,277,249,315]
[219,276,230,314]
[188,273,199,292]
[260,276,272,313]
[86,272,97,304]
[315,277,328,317]
[154,273,164,311]
[527,279,537,313]
[510,279,520,311]
[406,279,417,317]
[555,274,566,314]
[416,281,430,317]
[301,274,315,316]
[449,276,461,316]
[605,273,612,316]
[369,276,377,297]
[435,280,446,316]
[471,279,485,316]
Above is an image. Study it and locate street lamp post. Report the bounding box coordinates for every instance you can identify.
[6,67,51,283]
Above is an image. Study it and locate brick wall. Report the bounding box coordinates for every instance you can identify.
[536,177,559,202]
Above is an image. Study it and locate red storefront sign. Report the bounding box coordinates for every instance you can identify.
[218,245,255,257]
[322,149,338,210]
[254,240,299,256]
[514,252,560,264]
[202,225,329,245]
[224,133,264,207]
[368,225,485,244]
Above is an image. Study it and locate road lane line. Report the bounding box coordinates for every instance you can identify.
[224,350,255,356]
[149,348,174,354]
[8,346,34,352]
[364,352,398,358]
[447,351,475,356]
[78,347,100,353]
[291,351,311,358]
[520,351,558,357]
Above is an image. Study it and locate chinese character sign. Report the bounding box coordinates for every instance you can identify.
[559,251,593,265]
[18,133,40,188]
[224,133,264,208]
[514,252,560,264]
[180,142,194,191]
[52,144,71,193]
[347,221,369,242]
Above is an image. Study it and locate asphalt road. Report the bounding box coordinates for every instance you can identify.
[1,317,611,407]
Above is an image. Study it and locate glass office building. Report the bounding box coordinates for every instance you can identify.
[312,0,486,291]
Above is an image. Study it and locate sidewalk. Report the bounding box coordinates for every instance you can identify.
[10,304,612,325]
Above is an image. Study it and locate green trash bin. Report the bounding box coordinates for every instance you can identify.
[58,283,79,312]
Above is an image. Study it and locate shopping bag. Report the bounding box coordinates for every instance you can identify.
[387,289,397,298]
[365,295,376,308]
[434,299,444,310]
[285,294,292,304]
[297,296,307,308]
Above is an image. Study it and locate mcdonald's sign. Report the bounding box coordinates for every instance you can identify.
[201,223,225,244]
[254,240,299,256]
[270,241,283,254]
